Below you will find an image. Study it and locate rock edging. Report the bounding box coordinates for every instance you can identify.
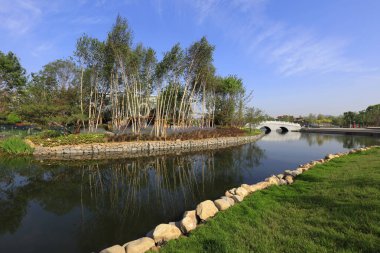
[30,134,265,159]
[99,146,378,253]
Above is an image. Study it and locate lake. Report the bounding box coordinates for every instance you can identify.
[0,132,379,253]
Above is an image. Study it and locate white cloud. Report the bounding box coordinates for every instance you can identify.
[31,42,54,57]
[0,0,42,35]
[183,0,374,76]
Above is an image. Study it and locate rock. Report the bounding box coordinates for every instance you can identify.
[325,154,336,160]
[225,190,234,198]
[221,196,235,206]
[232,195,244,203]
[250,181,270,192]
[168,221,181,229]
[277,174,284,179]
[279,179,287,185]
[214,199,231,211]
[284,175,294,184]
[265,175,280,185]
[241,184,252,193]
[196,200,219,220]
[235,187,249,197]
[152,224,182,244]
[228,188,236,195]
[124,237,155,253]
[100,245,125,253]
[285,169,301,177]
[180,210,197,234]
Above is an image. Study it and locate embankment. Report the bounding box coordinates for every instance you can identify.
[29,134,264,160]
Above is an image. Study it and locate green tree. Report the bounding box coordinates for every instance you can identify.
[0,51,27,113]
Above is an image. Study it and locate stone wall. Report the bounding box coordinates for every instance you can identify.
[31,134,264,159]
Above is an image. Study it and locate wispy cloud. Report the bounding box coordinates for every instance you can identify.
[31,42,54,57]
[71,16,103,25]
[183,0,372,76]
[0,0,42,35]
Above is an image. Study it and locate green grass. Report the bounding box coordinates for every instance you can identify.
[242,128,263,136]
[160,147,380,253]
[28,133,106,147]
[0,136,34,155]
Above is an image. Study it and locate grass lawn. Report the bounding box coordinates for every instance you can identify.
[160,147,380,253]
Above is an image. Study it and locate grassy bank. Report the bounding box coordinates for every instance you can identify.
[0,136,34,155]
[160,147,380,253]
[27,128,262,147]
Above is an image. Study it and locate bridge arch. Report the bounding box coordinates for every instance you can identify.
[249,121,301,133]
[260,126,272,134]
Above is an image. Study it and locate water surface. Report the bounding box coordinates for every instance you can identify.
[0,132,379,252]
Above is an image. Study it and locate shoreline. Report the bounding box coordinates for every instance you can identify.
[100,145,379,253]
[299,127,380,136]
[28,133,265,160]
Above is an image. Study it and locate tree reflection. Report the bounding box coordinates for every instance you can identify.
[0,144,265,252]
[300,133,380,148]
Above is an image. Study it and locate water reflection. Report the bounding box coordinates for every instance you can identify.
[1,133,379,253]
[0,143,264,253]
[299,132,378,148]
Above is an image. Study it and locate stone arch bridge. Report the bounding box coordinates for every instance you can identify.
[247,121,301,133]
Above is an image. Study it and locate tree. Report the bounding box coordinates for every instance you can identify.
[214,75,246,126]
[17,59,81,127]
[0,51,27,113]
[245,107,265,126]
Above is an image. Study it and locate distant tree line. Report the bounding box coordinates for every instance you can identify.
[276,105,380,128]
[0,16,264,136]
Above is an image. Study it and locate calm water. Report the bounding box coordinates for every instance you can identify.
[0,132,379,253]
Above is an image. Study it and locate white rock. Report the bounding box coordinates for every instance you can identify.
[214,199,231,211]
[100,245,125,253]
[180,210,197,234]
[241,184,252,193]
[225,190,234,198]
[284,175,294,184]
[235,187,249,197]
[232,194,244,203]
[265,175,280,185]
[221,196,235,206]
[196,200,219,220]
[250,181,270,192]
[152,224,182,244]
[124,237,155,253]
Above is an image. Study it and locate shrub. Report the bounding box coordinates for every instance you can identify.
[0,136,34,155]
[6,113,22,124]
[28,133,106,147]
[39,130,62,138]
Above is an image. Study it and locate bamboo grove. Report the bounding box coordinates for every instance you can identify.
[0,16,251,137]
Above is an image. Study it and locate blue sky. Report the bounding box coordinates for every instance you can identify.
[1,0,379,116]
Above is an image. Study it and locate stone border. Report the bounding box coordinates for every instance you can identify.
[99,145,379,253]
[29,134,265,160]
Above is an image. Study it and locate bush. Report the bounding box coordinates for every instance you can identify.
[39,130,62,138]
[0,136,34,155]
[6,113,22,124]
[28,133,106,147]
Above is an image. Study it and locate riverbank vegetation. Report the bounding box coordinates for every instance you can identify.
[0,137,34,155]
[26,127,262,147]
[0,15,267,139]
[160,147,380,253]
